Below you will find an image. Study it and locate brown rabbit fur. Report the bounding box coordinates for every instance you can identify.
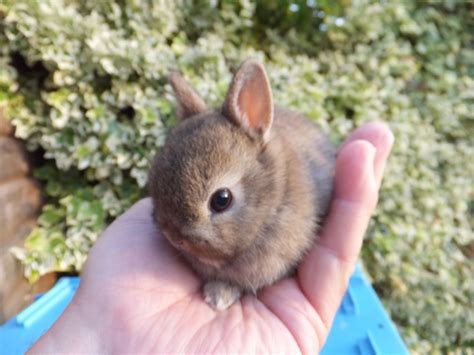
[149,59,335,310]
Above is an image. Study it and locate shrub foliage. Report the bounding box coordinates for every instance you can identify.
[1,0,472,352]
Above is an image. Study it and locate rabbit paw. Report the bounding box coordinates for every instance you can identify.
[203,281,241,311]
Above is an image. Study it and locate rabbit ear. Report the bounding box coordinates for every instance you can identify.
[223,59,273,142]
[169,71,207,120]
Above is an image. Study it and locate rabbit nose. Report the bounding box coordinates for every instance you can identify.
[164,223,195,243]
[179,231,204,244]
[160,221,186,242]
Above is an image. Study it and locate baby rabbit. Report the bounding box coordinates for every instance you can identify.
[149,59,335,310]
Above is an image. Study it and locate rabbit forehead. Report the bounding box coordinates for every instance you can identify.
[154,113,256,221]
[171,115,251,180]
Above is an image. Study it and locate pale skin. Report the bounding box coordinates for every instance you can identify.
[30,122,393,354]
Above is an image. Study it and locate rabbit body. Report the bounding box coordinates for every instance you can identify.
[149,60,335,310]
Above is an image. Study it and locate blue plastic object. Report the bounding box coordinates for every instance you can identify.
[321,266,408,354]
[0,277,79,354]
[0,266,408,354]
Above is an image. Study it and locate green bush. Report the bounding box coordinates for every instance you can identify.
[1,0,473,352]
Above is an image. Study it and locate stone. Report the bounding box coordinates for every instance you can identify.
[0,113,48,324]
[0,110,13,136]
[1,272,57,323]
[0,178,41,244]
[0,219,38,323]
[0,137,29,183]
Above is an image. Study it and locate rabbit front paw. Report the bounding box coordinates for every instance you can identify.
[203,281,241,311]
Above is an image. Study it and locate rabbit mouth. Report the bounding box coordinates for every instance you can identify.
[170,233,227,268]
[185,245,227,268]
[182,244,227,268]
[195,255,224,268]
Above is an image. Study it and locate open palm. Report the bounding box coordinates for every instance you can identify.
[31,122,393,354]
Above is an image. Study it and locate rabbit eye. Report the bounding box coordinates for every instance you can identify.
[210,188,233,213]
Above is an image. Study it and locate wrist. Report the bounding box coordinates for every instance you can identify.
[27,293,104,354]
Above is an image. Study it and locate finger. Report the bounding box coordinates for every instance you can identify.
[118,197,155,221]
[259,278,326,354]
[96,198,158,246]
[340,121,394,187]
[298,139,382,340]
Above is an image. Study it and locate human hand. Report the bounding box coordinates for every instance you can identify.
[30,122,393,354]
